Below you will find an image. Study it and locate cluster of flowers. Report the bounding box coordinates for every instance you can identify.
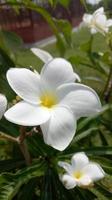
[0,4,110,190]
[0,48,105,188]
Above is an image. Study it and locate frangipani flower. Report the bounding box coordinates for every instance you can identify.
[58,152,105,189]
[5,49,101,151]
[31,48,81,82]
[0,94,7,120]
[86,0,102,5]
[83,7,112,35]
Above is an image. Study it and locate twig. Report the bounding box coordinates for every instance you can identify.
[0,132,18,143]
[18,126,32,166]
[19,140,32,166]
[0,126,32,166]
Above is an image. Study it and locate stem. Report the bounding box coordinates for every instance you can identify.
[18,126,32,165]
[0,132,18,143]
[0,126,32,165]
[103,66,112,102]
[80,0,88,12]
[19,141,32,165]
[103,34,112,102]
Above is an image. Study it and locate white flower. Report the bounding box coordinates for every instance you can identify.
[0,94,7,120]
[58,152,105,189]
[83,7,112,35]
[5,49,101,151]
[31,48,81,82]
[86,0,102,5]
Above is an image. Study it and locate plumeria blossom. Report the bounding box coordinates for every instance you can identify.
[58,152,105,189]
[0,94,7,120]
[86,0,102,5]
[5,49,101,151]
[31,48,81,82]
[83,7,112,35]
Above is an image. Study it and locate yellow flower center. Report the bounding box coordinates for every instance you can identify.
[73,171,83,179]
[40,93,58,108]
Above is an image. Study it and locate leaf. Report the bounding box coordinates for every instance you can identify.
[89,188,109,200]
[0,159,46,200]
[53,18,72,46]
[72,127,98,143]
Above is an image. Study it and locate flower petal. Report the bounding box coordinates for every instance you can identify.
[83,14,92,25]
[0,94,7,119]
[31,48,53,63]
[82,162,105,181]
[41,106,76,151]
[7,68,42,105]
[4,101,50,126]
[77,175,92,187]
[41,58,77,88]
[94,7,104,15]
[71,152,89,170]
[57,83,101,119]
[61,174,76,189]
[58,161,73,174]
[106,19,112,27]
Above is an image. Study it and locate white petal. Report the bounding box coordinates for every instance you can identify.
[83,14,92,25]
[58,161,73,174]
[95,14,107,33]
[106,19,112,27]
[41,58,76,88]
[4,101,50,126]
[77,175,92,187]
[7,68,42,105]
[41,106,76,151]
[86,0,101,5]
[74,73,81,82]
[0,94,7,119]
[91,28,98,34]
[31,48,53,63]
[61,174,76,189]
[94,7,104,16]
[57,83,101,119]
[82,162,105,181]
[71,152,89,170]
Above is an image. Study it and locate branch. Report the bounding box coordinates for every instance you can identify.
[0,126,32,165]
[0,132,18,143]
[18,126,32,165]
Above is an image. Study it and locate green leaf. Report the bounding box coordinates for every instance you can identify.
[0,159,46,200]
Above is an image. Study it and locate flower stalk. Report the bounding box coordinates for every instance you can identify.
[103,34,112,102]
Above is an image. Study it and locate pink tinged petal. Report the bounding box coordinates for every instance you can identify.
[7,68,42,105]
[71,152,89,170]
[40,58,76,88]
[41,106,76,151]
[57,83,101,119]
[61,174,76,189]
[31,48,53,63]
[77,175,92,187]
[0,94,7,119]
[82,162,105,182]
[58,161,73,174]
[4,101,50,126]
